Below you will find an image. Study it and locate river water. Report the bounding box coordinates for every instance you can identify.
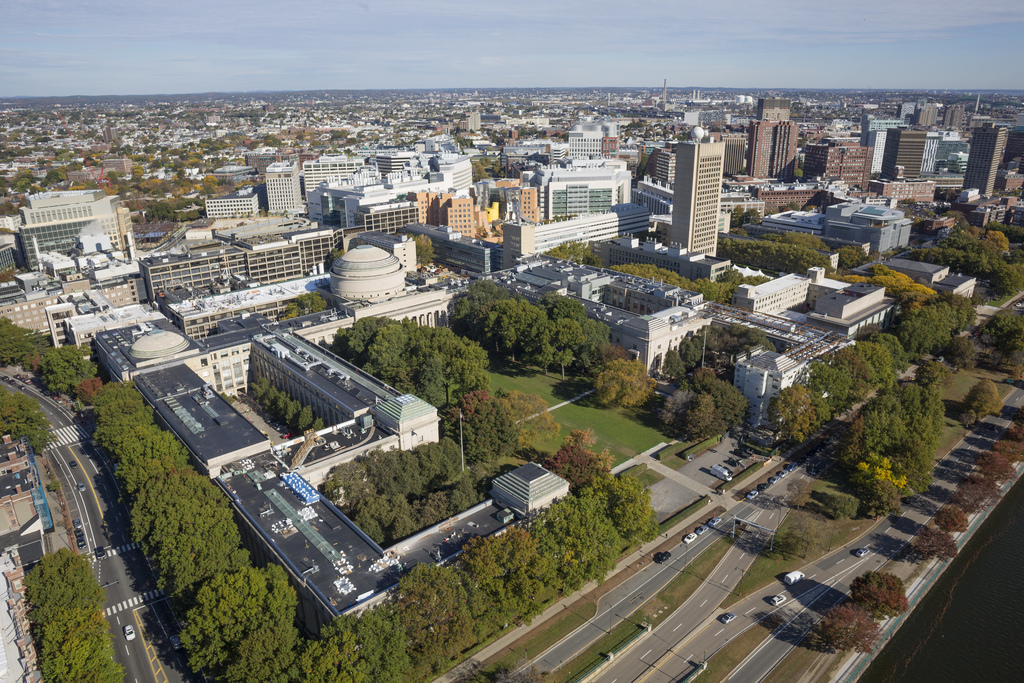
[860,476,1024,682]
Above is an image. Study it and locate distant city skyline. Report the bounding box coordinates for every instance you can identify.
[2,0,1023,97]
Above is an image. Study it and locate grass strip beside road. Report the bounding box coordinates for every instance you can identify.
[659,495,710,533]
[699,621,781,683]
[482,600,598,677]
[556,620,646,682]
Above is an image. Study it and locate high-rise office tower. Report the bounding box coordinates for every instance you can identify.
[746,120,798,181]
[963,123,1008,195]
[943,104,966,129]
[721,135,747,175]
[861,115,907,174]
[670,128,725,256]
[647,144,676,184]
[913,103,939,127]
[881,129,928,179]
[803,139,871,187]
[18,190,132,269]
[756,97,791,121]
[265,161,303,213]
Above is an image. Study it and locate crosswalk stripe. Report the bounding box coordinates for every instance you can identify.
[47,424,90,448]
[104,589,166,616]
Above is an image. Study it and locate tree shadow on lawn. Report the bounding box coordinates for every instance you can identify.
[487,358,592,402]
[571,393,672,436]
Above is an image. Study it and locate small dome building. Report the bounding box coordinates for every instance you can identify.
[128,329,191,361]
[329,245,406,302]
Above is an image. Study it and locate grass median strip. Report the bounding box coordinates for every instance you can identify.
[482,600,598,676]
[699,620,781,682]
[554,537,735,682]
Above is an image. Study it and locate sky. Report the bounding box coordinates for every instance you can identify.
[2,0,1023,97]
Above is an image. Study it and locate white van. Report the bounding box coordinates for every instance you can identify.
[783,570,805,586]
[710,464,733,482]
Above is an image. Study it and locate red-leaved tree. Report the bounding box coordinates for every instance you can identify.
[950,474,998,514]
[934,505,968,533]
[913,526,959,561]
[812,603,880,653]
[850,571,908,620]
[976,451,1016,484]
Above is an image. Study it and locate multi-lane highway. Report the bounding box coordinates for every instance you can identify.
[4,371,195,683]
[596,387,1024,683]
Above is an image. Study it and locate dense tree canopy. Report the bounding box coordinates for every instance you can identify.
[533,491,621,592]
[850,571,908,620]
[39,344,97,394]
[594,358,655,408]
[25,549,124,683]
[0,387,52,452]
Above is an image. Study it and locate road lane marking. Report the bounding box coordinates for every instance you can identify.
[700,599,708,607]
[714,628,725,636]
[745,607,756,614]
[642,649,652,659]
[132,608,169,683]
[673,623,683,632]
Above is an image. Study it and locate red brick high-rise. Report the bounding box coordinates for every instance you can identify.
[746,120,798,181]
[803,139,872,188]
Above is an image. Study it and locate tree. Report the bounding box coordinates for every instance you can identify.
[484,298,547,363]
[0,387,53,452]
[297,617,364,683]
[547,317,585,379]
[821,491,860,520]
[586,473,658,545]
[858,478,903,518]
[454,390,519,464]
[913,526,958,561]
[976,450,1015,484]
[769,385,821,442]
[501,390,560,448]
[545,241,601,266]
[182,564,299,683]
[934,505,969,533]
[394,564,473,674]
[594,359,655,408]
[961,379,1002,421]
[681,392,725,441]
[281,292,328,320]
[914,360,951,388]
[353,606,410,683]
[951,474,998,514]
[811,603,880,653]
[39,344,97,394]
[75,376,104,402]
[412,234,434,266]
[850,571,909,620]
[945,336,976,371]
[544,429,612,491]
[660,349,686,381]
[0,317,48,365]
[25,549,124,683]
[533,492,621,592]
[461,527,551,629]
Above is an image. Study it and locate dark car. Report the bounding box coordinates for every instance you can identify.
[756,482,769,492]
[94,546,106,559]
[654,551,672,564]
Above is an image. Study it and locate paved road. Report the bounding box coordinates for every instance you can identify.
[5,372,195,683]
[618,387,1024,683]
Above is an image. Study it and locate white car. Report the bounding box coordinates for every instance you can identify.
[683,533,698,544]
[123,624,136,641]
[770,594,786,606]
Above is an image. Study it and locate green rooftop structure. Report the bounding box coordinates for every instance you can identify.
[490,463,570,517]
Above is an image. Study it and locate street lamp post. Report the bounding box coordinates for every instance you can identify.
[459,410,465,473]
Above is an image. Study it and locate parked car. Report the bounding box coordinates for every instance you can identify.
[746,490,759,500]
[72,518,82,530]
[683,533,698,544]
[654,551,672,564]
[707,517,722,528]
[694,525,709,536]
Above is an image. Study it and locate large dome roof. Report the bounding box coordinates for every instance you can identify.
[129,329,190,360]
[329,245,406,302]
[330,245,401,274]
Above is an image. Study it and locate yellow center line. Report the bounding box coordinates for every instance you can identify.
[132,608,168,683]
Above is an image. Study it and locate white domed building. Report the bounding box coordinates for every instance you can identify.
[329,245,406,302]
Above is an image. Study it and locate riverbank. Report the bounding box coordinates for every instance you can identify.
[835,461,1024,682]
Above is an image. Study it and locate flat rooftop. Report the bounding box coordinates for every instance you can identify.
[134,364,268,467]
[166,275,329,317]
[385,500,509,569]
[217,450,393,613]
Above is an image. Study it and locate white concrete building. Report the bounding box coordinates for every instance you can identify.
[520,160,632,221]
[206,186,261,219]
[501,204,650,268]
[265,162,303,214]
[734,350,808,426]
[567,118,619,159]
[302,155,364,189]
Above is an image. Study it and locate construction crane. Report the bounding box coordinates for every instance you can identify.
[55,110,109,188]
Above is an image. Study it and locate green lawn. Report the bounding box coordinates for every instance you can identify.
[482,600,598,677]
[531,395,676,465]
[622,463,666,488]
[486,358,592,407]
[937,367,1014,454]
